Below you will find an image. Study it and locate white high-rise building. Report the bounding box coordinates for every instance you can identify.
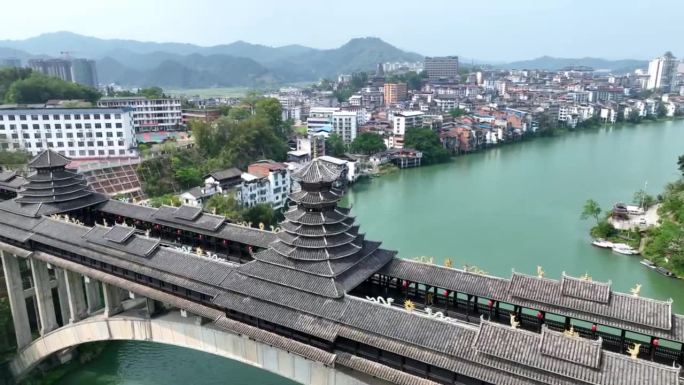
[98,97,182,133]
[0,107,136,159]
[392,111,425,135]
[647,52,678,92]
[331,111,358,144]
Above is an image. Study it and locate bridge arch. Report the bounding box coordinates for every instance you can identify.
[10,312,368,385]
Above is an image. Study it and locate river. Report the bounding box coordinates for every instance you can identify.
[57,120,684,384]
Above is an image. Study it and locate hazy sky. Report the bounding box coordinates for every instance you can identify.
[2,0,682,61]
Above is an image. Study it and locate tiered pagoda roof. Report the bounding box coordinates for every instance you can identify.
[0,150,107,217]
[232,159,396,298]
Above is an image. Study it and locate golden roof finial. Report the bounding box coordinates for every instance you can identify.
[510,314,520,329]
[630,284,642,297]
[537,265,545,278]
[580,272,592,281]
[626,343,641,359]
[563,326,580,338]
[444,258,453,268]
[195,247,203,257]
[259,222,265,230]
[404,300,415,312]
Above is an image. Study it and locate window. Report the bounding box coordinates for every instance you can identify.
[87,141,94,146]
[32,124,39,129]
[74,114,81,120]
[78,141,85,147]
[83,114,90,119]
[84,123,92,129]
[94,114,100,119]
[107,140,114,146]
[105,123,112,129]
[69,150,75,156]
[108,149,115,155]
[66,132,73,138]
[45,132,52,138]
[104,114,111,119]
[76,132,83,138]
[95,123,101,129]
[88,150,95,156]
[21,124,27,130]
[64,114,71,119]
[75,123,82,129]
[43,124,50,130]
[115,114,121,119]
[19,115,26,121]
[97,141,104,146]
[96,132,103,138]
[56,132,62,138]
[42,115,49,120]
[53,114,60,120]
[115,123,122,128]
[30,115,38,120]
[106,132,113,138]
[57,142,63,147]
[85,132,92,138]
[65,123,72,129]
[55,124,61,130]
[34,132,41,139]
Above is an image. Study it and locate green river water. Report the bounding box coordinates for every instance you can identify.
[57,120,684,384]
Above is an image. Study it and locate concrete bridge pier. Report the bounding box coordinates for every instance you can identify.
[54,268,71,326]
[1,251,32,349]
[83,276,103,314]
[63,270,87,323]
[103,283,123,317]
[29,258,58,335]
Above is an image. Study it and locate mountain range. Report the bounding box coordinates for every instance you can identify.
[0,32,649,88]
[0,32,422,88]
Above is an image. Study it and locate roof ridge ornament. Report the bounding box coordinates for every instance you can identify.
[630,283,642,297]
[537,265,545,278]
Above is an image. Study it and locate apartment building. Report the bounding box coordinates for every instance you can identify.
[28,58,98,87]
[0,107,136,159]
[237,161,291,210]
[393,111,425,135]
[331,110,358,144]
[424,56,460,81]
[647,52,678,92]
[384,83,408,106]
[98,97,183,133]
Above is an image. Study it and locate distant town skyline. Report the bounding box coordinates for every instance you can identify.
[1,0,683,62]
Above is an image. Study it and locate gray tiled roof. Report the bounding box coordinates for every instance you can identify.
[27,149,69,169]
[291,158,343,183]
[379,259,683,339]
[97,200,275,248]
[538,325,603,368]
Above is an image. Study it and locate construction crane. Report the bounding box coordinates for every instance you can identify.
[59,51,77,59]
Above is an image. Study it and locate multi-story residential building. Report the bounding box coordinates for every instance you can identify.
[98,97,183,133]
[306,107,338,131]
[0,58,21,68]
[70,59,98,88]
[0,107,136,159]
[29,59,73,82]
[434,97,457,112]
[331,110,358,144]
[383,83,408,106]
[28,58,98,87]
[393,111,425,135]
[424,56,459,81]
[647,52,678,92]
[237,161,291,210]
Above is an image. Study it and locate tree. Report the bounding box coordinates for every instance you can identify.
[205,194,243,221]
[0,150,31,168]
[174,167,203,189]
[448,108,467,118]
[0,67,32,101]
[656,103,668,119]
[137,87,166,99]
[327,133,347,157]
[149,194,181,208]
[627,109,642,124]
[403,128,450,164]
[349,132,385,155]
[678,155,684,176]
[580,199,602,224]
[5,73,101,103]
[255,97,284,134]
[633,190,656,209]
[242,204,279,228]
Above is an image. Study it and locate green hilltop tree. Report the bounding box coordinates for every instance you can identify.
[5,73,100,103]
[678,155,684,177]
